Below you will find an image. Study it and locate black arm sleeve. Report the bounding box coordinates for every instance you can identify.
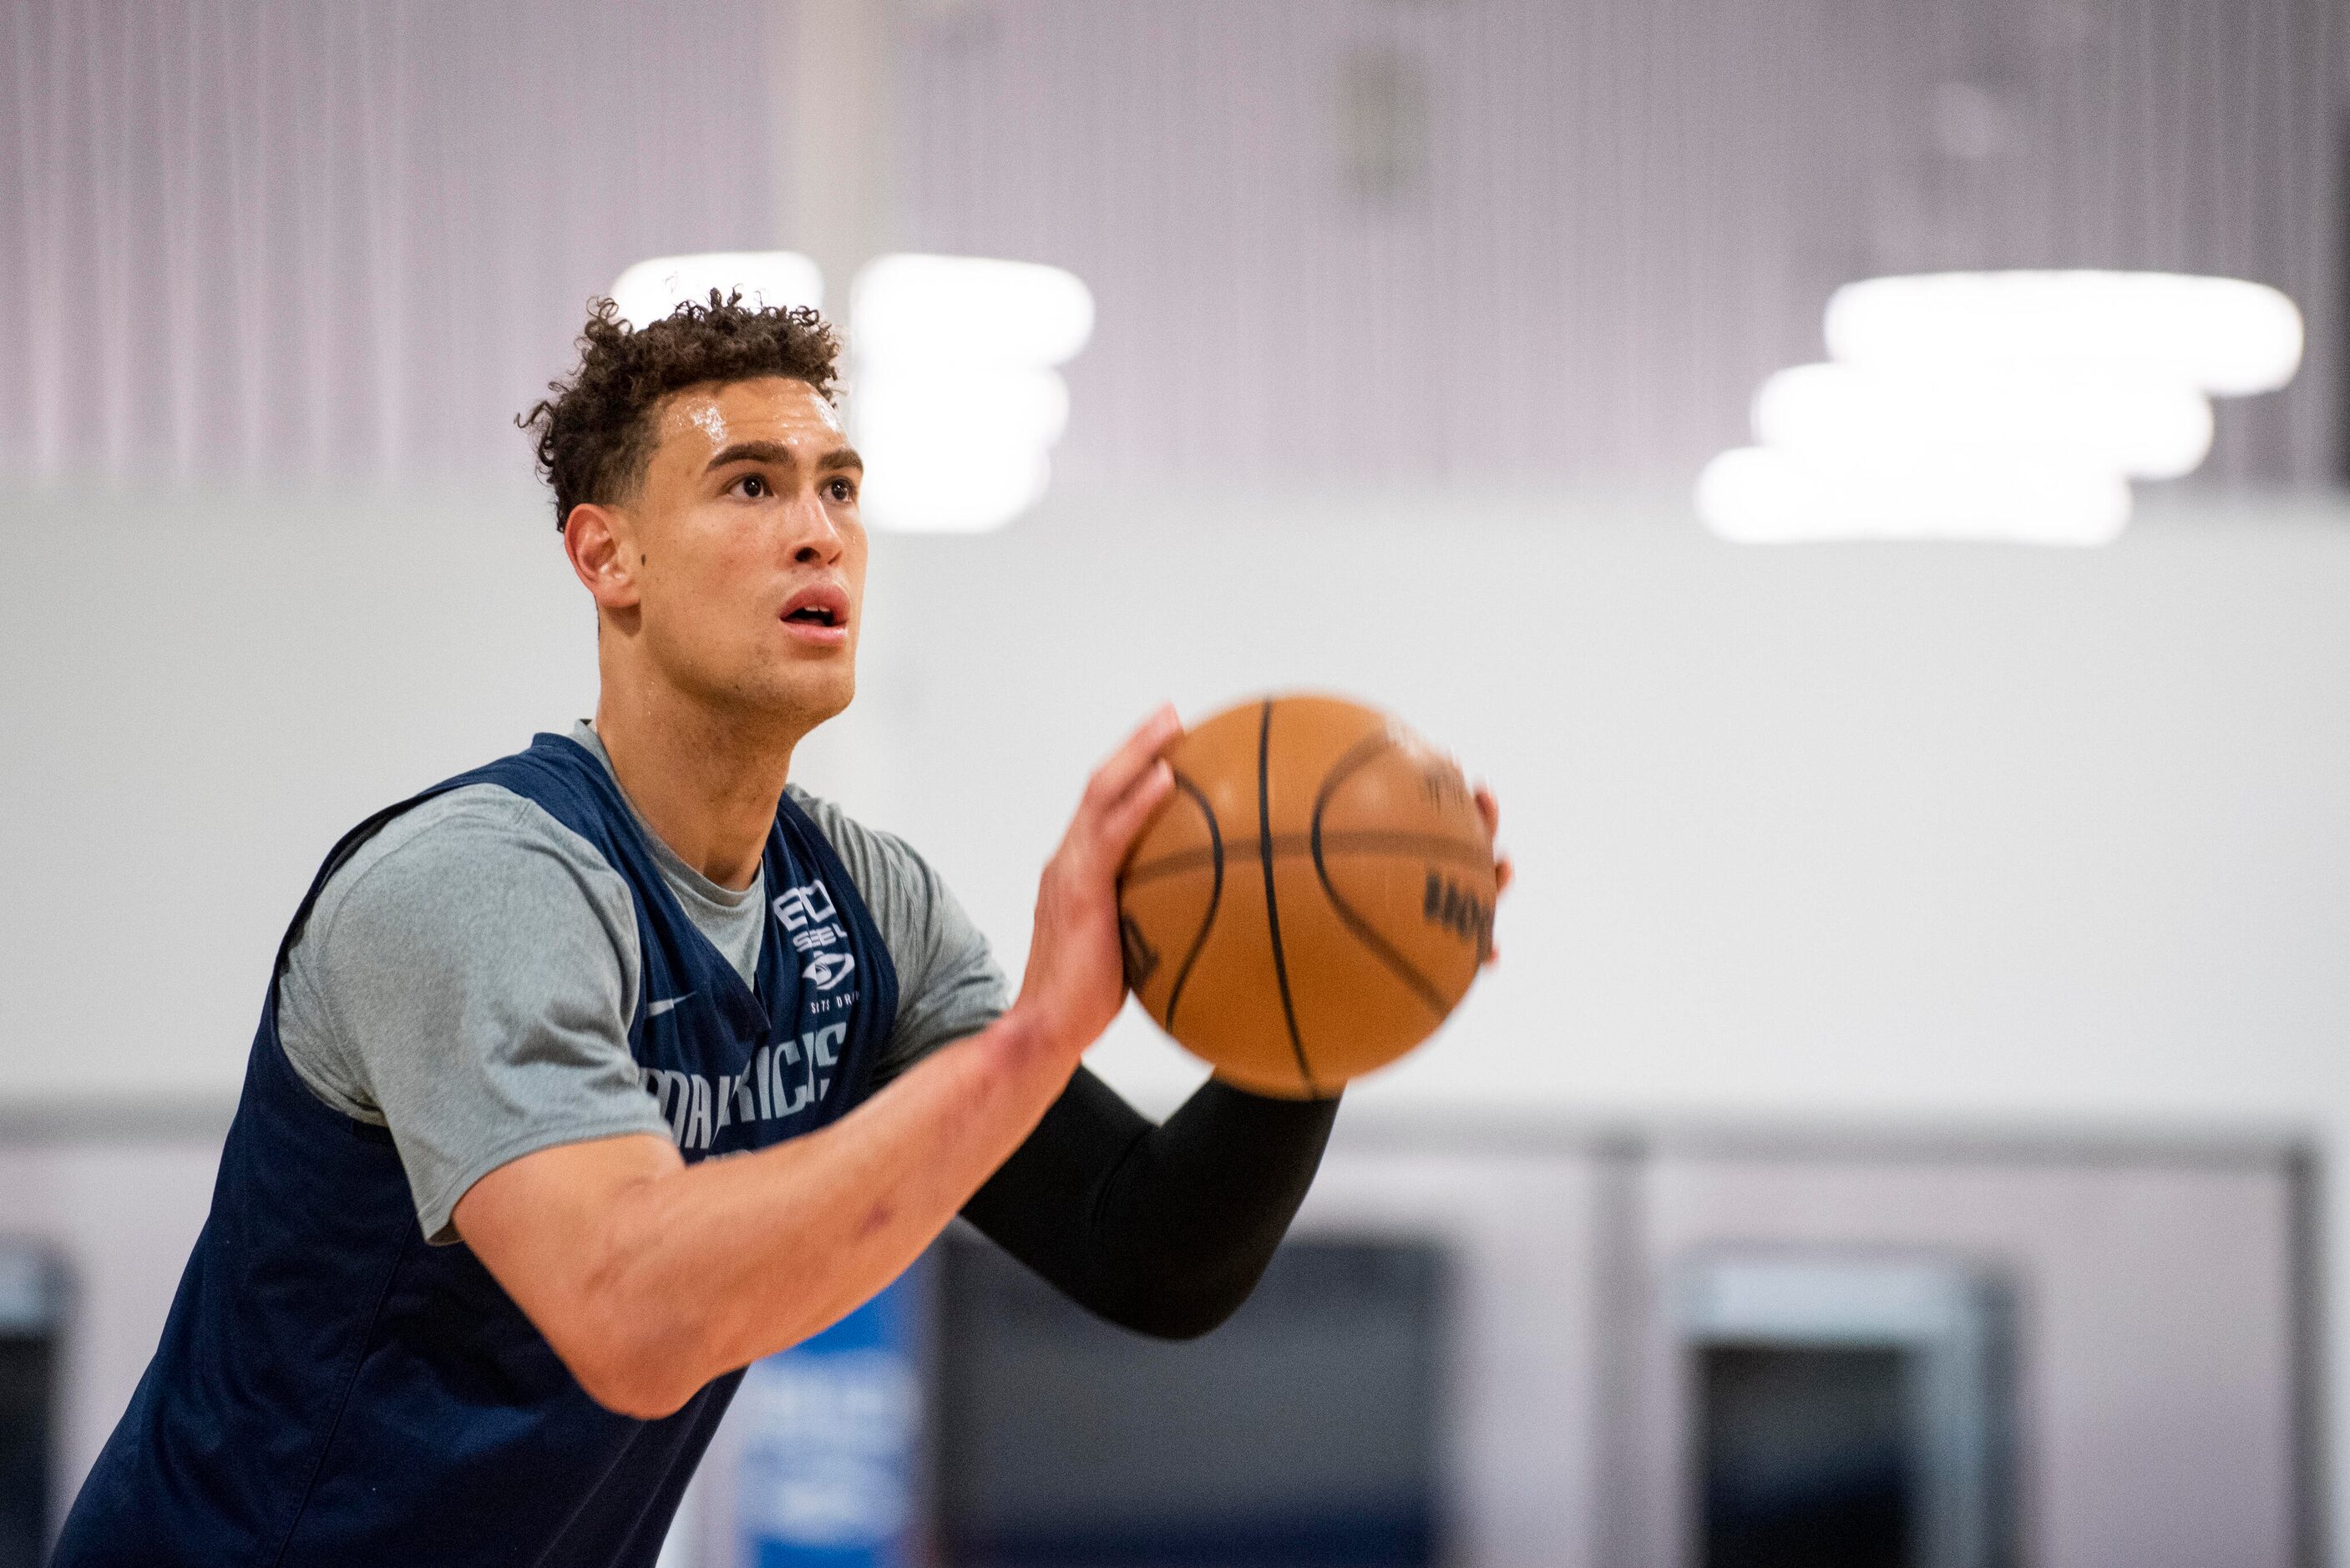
[958,1066,1340,1340]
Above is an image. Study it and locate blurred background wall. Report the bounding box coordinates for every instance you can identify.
[13,482,2350,1127]
[7,0,2342,484]
[8,1,2350,1564]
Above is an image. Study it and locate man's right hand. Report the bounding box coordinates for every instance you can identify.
[1009,705,1182,1062]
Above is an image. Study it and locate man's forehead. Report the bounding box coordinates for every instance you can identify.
[656,377,844,456]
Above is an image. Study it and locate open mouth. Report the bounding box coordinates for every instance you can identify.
[779,582,851,638]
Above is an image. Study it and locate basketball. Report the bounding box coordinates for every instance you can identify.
[1115,695,1496,1098]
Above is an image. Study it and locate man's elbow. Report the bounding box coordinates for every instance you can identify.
[568,1345,700,1421]
[549,1286,714,1420]
[1120,1300,1237,1342]
[1103,1266,1266,1342]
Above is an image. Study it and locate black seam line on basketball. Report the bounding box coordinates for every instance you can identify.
[1256,701,1319,1096]
[1121,831,1490,888]
[1159,770,1223,1035]
[1310,731,1451,1019]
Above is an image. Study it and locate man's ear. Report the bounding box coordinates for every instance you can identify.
[563,502,641,612]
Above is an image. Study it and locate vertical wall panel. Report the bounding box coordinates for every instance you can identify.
[897,0,2346,488]
[0,0,779,483]
[3,1,2342,488]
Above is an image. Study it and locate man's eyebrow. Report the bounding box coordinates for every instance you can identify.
[703,440,863,474]
[704,440,797,471]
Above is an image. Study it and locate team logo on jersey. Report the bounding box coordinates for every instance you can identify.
[775,878,848,952]
[774,878,837,930]
[803,949,857,990]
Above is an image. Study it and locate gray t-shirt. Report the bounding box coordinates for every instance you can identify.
[277,721,1009,1242]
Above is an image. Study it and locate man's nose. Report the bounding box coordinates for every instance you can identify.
[784,484,845,564]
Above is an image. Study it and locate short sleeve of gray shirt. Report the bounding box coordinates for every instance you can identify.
[276,726,1010,1243]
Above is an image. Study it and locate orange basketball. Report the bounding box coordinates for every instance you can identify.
[1116,694,1496,1098]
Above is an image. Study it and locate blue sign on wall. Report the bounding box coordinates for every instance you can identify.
[735,1271,922,1568]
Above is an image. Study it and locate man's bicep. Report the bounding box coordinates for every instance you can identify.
[308,801,672,1240]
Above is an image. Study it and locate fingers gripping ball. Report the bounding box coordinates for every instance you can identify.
[1116,695,1496,1099]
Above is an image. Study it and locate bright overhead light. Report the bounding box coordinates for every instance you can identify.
[850,254,1093,368]
[1696,446,2130,548]
[600,250,1091,534]
[1753,362,2214,481]
[1824,271,2302,397]
[854,366,1071,453]
[853,444,1056,537]
[849,254,1093,534]
[852,367,1071,534]
[1699,270,2302,546]
[609,251,823,330]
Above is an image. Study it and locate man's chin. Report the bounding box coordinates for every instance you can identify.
[753,669,854,730]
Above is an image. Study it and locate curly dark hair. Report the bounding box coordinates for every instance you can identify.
[519,291,843,530]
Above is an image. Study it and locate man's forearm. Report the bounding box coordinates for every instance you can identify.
[962,1069,1340,1338]
[492,1007,1077,1418]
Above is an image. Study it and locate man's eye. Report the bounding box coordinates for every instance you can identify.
[738,475,768,498]
[828,478,855,502]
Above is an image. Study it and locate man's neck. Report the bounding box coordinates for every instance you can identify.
[590,690,800,893]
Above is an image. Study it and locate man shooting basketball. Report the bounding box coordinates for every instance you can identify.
[53,296,1503,1566]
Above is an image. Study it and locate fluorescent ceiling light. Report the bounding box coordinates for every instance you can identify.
[1699,269,2302,546]
[855,445,1056,536]
[852,366,1071,534]
[853,366,1071,453]
[602,250,1095,534]
[850,255,1093,368]
[610,251,823,330]
[848,254,1093,534]
[1824,271,2302,397]
[1754,362,2214,481]
[1696,446,2130,547]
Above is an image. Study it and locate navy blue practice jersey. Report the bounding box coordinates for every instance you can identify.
[53,731,900,1567]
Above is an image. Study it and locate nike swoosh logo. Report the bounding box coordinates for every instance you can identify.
[648,993,695,1018]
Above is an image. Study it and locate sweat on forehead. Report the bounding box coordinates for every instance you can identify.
[656,379,843,452]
